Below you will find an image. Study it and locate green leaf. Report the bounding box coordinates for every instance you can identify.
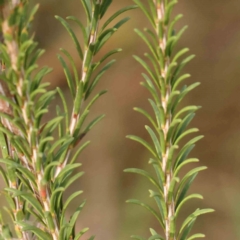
[144,53,160,83]
[27,207,45,225]
[101,5,137,31]
[187,233,205,240]
[95,18,130,53]
[67,200,87,237]
[168,14,183,39]
[0,166,8,186]
[149,228,164,239]
[0,94,20,113]
[3,193,15,211]
[175,194,203,218]
[164,0,178,25]
[62,171,84,190]
[175,128,199,145]
[100,0,112,18]
[0,158,19,168]
[55,163,82,186]
[45,211,56,233]
[174,105,200,121]
[60,48,79,86]
[0,131,8,159]
[171,25,189,51]
[148,99,163,127]
[134,55,158,85]
[73,81,84,115]
[172,48,189,63]
[73,110,90,139]
[70,141,90,164]
[134,107,158,130]
[148,235,164,240]
[82,114,105,135]
[61,190,84,225]
[141,74,160,104]
[174,158,199,179]
[41,116,64,136]
[176,167,207,206]
[85,90,107,110]
[56,107,63,138]
[126,199,163,226]
[49,136,71,155]
[50,187,65,212]
[134,29,158,61]
[96,49,121,67]
[1,224,13,239]
[133,0,155,27]
[55,16,83,60]
[174,84,200,111]
[58,54,75,98]
[174,136,203,169]
[74,228,89,240]
[173,113,196,143]
[86,60,116,98]
[126,135,157,157]
[17,167,37,188]
[66,16,88,45]
[88,236,95,240]
[57,87,69,129]
[81,0,92,22]
[179,209,214,234]
[166,118,182,143]
[150,159,164,190]
[149,190,166,227]
[179,218,196,240]
[5,189,44,219]
[21,224,51,240]
[145,125,162,160]
[124,168,163,193]
[131,236,146,240]
[54,137,74,163]
[171,55,195,85]
[167,177,179,202]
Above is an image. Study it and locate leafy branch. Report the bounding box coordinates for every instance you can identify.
[0,0,136,239]
[125,1,214,240]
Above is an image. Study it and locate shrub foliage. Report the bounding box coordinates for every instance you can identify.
[0,0,135,239]
[125,1,213,239]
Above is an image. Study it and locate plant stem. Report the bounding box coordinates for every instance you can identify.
[0,82,28,238]
[154,1,175,239]
[55,2,102,177]
[0,5,29,240]
[2,12,60,240]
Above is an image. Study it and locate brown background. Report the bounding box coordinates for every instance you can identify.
[4,0,240,239]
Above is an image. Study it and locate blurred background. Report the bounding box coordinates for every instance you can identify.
[5,0,240,239]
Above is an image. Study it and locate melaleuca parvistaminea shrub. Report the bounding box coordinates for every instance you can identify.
[0,0,135,239]
[125,1,214,240]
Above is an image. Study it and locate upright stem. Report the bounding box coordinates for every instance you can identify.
[155,1,175,239]
[0,4,29,240]
[0,82,29,240]
[2,11,60,240]
[55,1,102,177]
